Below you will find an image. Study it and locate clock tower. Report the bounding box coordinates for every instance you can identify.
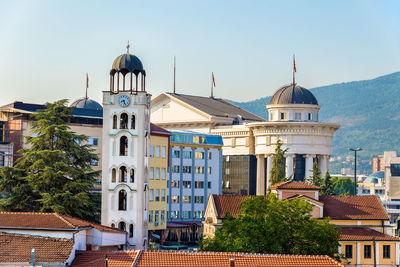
[101,44,150,249]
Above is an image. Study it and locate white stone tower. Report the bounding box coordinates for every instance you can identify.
[101,44,150,249]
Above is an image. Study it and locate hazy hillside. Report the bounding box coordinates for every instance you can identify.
[229,72,400,159]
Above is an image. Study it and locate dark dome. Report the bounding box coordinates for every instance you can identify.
[269,84,318,105]
[70,98,103,110]
[111,53,145,76]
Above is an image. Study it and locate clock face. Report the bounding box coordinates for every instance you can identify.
[118,95,130,107]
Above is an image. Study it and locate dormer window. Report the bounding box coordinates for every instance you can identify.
[308,113,312,120]
[280,113,285,120]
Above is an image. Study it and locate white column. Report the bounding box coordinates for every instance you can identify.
[266,154,273,190]
[376,242,380,265]
[356,242,360,265]
[396,242,399,265]
[285,154,294,179]
[305,154,315,179]
[319,155,328,177]
[256,154,265,196]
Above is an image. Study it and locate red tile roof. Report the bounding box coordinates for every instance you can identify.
[73,250,344,267]
[213,195,248,219]
[270,181,320,190]
[319,195,389,220]
[340,228,400,241]
[0,212,124,233]
[150,123,171,136]
[0,232,73,264]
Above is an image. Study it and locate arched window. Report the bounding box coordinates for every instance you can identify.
[119,190,127,210]
[119,166,127,182]
[130,169,135,183]
[131,115,136,129]
[120,136,128,156]
[118,221,126,231]
[129,224,134,238]
[120,113,128,129]
[113,115,117,129]
[112,168,116,183]
[111,223,115,228]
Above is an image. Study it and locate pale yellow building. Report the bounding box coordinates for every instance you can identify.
[148,123,170,236]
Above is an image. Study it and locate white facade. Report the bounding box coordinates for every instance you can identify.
[101,90,151,249]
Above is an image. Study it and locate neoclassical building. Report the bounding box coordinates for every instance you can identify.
[151,83,340,195]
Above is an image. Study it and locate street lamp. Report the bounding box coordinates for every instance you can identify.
[349,148,362,195]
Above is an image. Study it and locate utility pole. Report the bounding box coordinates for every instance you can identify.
[349,147,362,195]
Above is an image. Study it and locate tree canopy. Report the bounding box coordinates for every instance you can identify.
[307,161,322,186]
[270,139,287,185]
[200,195,340,259]
[0,100,100,221]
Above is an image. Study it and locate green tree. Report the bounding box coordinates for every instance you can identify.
[307,161,322,186]
[270,139,287,185]
[331,177,357,196]
[0,100,100,221]
[200,195,340,259]
[320,172,334,196]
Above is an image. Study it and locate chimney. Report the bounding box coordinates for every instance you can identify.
[229,258,235,267]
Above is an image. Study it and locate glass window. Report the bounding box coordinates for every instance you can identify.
[391,164,400,176]
[113,115,117,129]
[161,189,166,201]
[280,113,285,120]
[194,211,203,219]
[118,221,126,231]
[155,211,159,226]
[171,211,179,219]
[161,168,166,180]
[364,245,371,259]
[150,145,155,157]
[183,166,191,173]
[161,210,165,224]
[208,182,212,189]
[130,169,134,183]
[129,224,134,238]
[88,137,99,146]
[149,189,154,201]
[183,151,192,159]
[195,152,204,159]
[155,189,160,201]
[182,196,191,203]
[195,166,204,174]
[345,245,353,259]
[173,150,180,158]
[308,113,313,120]
[120,113,128,129]
[183,181,191,188]
[172,165,180,173]
[208,167,212,174]
[119,166,127,182]
[156,146,160,158]
[171,196,179,203]
[171,180,180,188]
[150,168,154,179]
[195,196,204,203]
[383,245,391,258]
[149,210,153,223]
[111,168,116,183]
[182,211,191,219]
[162,146,166,158]
[156,168,160,179]
[208,151,212,160]
[118,190,127,210]
[195,181,204,188]
[295,113,301,120]
[131,115,135,129]
[90,159,98,166]
[120,136,128,156]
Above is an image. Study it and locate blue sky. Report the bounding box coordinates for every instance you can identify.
[0,0,399,105]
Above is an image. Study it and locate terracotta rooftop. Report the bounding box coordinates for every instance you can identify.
[320,195,389,220]
[73,250,344,267]
[269,181,320,190]
[150,123,171,136]
[340,228,400,241]
[0,232,73,264]
[213,195,248,219]
[0,212,124,233]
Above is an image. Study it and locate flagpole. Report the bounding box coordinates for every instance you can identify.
[85,73,88,99]
[173,56,176,94]
[211,73,213,98]
[293,55,296,85]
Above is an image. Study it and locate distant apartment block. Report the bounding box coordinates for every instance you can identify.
[373,155,385,173]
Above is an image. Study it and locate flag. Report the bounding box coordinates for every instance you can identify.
[86,73,89,89]
[212,72,216,87]
[293,55,296,73]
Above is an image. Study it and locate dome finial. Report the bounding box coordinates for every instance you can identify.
[293,54,297,85]
[126,41,130,54]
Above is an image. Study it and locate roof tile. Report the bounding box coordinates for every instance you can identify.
[340,228,400,241]
[270,181,320,190]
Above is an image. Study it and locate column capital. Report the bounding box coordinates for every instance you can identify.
[256,154,265,159]
[285,153,295,158]
[304,154,316,158]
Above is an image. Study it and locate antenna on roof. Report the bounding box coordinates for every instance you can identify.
[126,41,130,54]
[85,73,89,99]
[173,56,176,94]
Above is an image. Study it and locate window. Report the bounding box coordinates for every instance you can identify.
[118,190,127,210]
[149,190,154,201]
[129,224,134,238]
[183,166,191,173]
[171,211,179,219]
[111,223,115,228]
[171,196,179,203]
[362,189,370,194]
[364,245,371,259]
[113,115,117,129]
[150,168,154,179]
[383,245,391,258]
[195,196,204,203]
[131,115,135,129]
[195,166,204,174]
[183,181,191,188]
[183,151,192,159]
[149,210,153,223]
[171,180,179,188]
[162,146,166,158]
[182,196,191,203]
[118,221,126,231]
[88,137,99,146]
[295,112,301,120]
[161,168,166,180]
[111,168,116,183]
[156,168,160,179]
[150,145,155,157]
[208,151,212,160]
[119,166,127,182]
[345,245,353,259]
[195,181,204,188]
[193,136,205,144]
[280,112,285,120]
[194,211,203,219]
[90,159,98,166]
[195,152,204,159]
[120,136,128,156]
[130,169,134,183]
[161,210,165,224]
[120,113,128,129]
[155,189,160,201]
[308,113,312,120]
[182,211,191,219]
[225,168,230,175]
[156,146,160,158]
[155,211,159,226]
[208,182,212,189]
[173,150,180,158]
[391,164,400,176]
[172,166,180,173]
[161,189,166,201]
[208,167,212,174]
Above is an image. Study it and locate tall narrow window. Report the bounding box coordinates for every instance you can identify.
[131,115,136,129]
[111,168,116,183]
[113,115,117,129]
[129,224,134,238]
[345,245,353,259]
[364,245,371,259]
[118,221,126,231]
[120,136,128,156]
[119,166,127,182]
[130,169,134,183]
[383,245,391,259]
[120,113,128,129]
[118,190,127,210]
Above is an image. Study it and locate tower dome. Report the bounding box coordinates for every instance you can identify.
[70,98,103,110]
[110,54,145,76]
[269,84,318,105]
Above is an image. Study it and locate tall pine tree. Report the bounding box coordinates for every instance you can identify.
[270,139,287,185]
[321,171,333,196]
[0,100,100,221]
[307,161,322,186]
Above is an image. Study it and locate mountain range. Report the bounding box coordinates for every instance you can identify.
[228,72,400,159]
